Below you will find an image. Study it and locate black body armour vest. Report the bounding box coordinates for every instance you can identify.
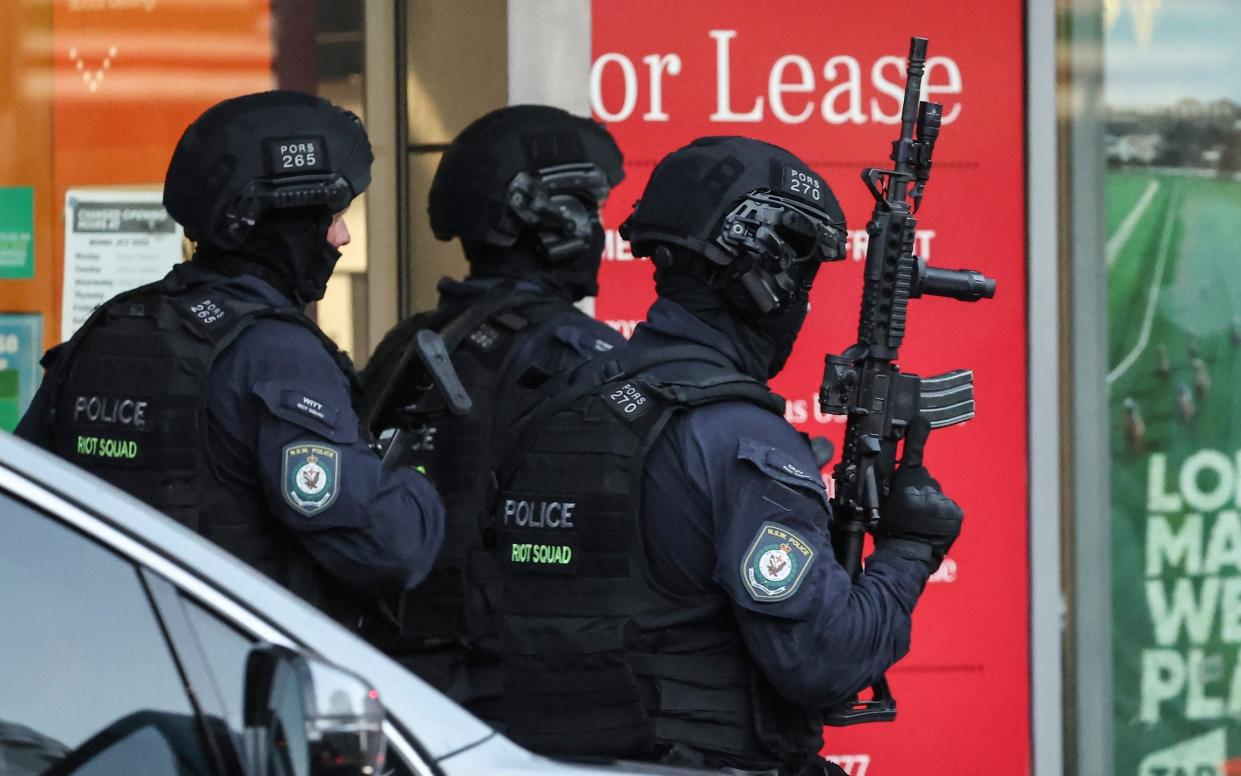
[35,269,358,595]
[492,345,825,771]
[361,284,578,710]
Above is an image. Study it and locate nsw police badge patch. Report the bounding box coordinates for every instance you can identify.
[740,521,815,602]
[282,443,341,517]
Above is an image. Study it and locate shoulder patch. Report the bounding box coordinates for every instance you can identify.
[282,442,342,516]
[737,437,829,511]
[740,521,816,602]
[254,380,358,444]
[281,389,341,429]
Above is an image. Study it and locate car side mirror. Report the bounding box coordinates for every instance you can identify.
[243,644,386,776]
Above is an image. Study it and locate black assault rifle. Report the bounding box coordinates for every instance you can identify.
[818,36,996,725]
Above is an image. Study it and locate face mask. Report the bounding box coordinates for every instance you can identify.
[294,240,341,303]
[757,296,810,378]
[568,219,606,298]
[539,218,605,300]
[239,208,338,305]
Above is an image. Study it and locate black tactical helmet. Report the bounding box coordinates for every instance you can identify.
[428,105,624,262]
[164,91,373,249]
[621,136,847,313]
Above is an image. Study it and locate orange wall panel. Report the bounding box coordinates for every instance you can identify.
[0,0,276,350]
[0,2,56,344]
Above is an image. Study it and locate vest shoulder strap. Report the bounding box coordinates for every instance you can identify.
[360,281,561,426]
[500,344,784,484]
[108,278,350,394]
[260,306,364,396]
[598,343,785,417]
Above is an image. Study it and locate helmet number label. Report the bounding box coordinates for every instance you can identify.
[781,165,823,202]
[265,136,328,174]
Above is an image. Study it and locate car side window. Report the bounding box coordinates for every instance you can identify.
[180,597,254,736]
[0,495,209,775]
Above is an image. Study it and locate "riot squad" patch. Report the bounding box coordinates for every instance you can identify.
[740,521,816,602]
[282,443,341,517]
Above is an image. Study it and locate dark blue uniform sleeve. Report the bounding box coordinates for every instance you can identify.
[644,402,935,710]
[209,319,444,596]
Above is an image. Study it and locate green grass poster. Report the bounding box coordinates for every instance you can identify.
[1107,3,1241,773]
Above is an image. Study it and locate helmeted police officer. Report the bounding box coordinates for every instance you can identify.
[491,137,964,774]
[16,91,444,625]
[357,105,626,719]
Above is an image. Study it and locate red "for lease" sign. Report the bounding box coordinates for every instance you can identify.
[591,4,1029,774]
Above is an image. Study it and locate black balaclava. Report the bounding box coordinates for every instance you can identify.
[462,221,606,301]
[193,206,338,306]
[654,246,817,380]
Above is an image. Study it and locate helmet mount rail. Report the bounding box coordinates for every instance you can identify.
[505,162,610,264]
[220,173,353,247]
[713,190,848,313]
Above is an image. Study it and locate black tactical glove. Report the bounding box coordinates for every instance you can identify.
[875,416,964,565]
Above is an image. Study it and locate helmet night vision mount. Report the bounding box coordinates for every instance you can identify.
[715,190,847,313]
[506,161,612,264]
[222,170,355,248]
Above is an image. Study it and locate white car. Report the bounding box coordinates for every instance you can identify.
[0,432,709,776]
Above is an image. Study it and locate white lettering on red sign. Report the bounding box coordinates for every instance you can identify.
[590,30,963,126]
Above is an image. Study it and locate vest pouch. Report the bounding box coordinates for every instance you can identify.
[626,651,757,759]
[748,669,827,768]
[501,613,655,757]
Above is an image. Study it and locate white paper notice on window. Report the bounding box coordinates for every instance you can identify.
[62,189,183,342]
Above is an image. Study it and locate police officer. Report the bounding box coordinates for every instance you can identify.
[16,91,444,625]
[357,105,626,719]
[492,137,964,774]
